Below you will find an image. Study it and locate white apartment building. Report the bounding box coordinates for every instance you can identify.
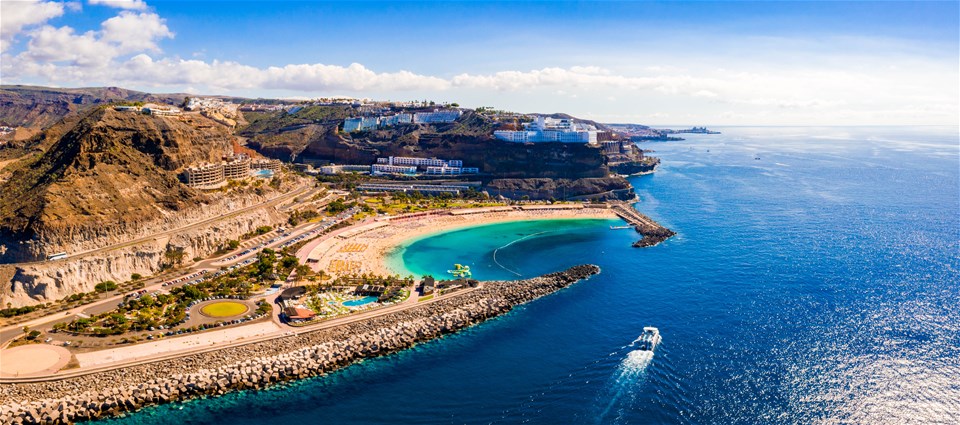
[371,164,417,175]
[183,163,225,188]
[320,164,372,175]
[379,156,451,167]
[493,116,601,144]
[343,118,363,132]
[424,166,480,175]
[144,106,182,117]
[223,155,251,180]
[413,109,462,124]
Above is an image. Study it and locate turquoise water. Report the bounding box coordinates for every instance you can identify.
[253,169,273,178]
[341,296,379,307]
[386,218,621,281]
[92,126,959,424]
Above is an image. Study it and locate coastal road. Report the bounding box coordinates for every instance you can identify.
[1,281,478,382]
[0,192,344,345]
[9,182,316,267]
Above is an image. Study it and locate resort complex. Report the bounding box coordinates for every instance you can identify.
[181,154,282,188]
[494,116,603,143]
[343,109,461,132]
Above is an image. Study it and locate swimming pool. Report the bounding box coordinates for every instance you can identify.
[341,296,379,307]
[253,169,274,178]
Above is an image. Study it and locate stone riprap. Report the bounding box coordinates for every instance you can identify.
[0,265,600,424]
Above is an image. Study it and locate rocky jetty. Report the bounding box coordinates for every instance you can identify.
[631,225,677,248]
[609,203,676,248]
[0,265,600,424]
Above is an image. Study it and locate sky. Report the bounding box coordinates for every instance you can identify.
[1,0,958,126]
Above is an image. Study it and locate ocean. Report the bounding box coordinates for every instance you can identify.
[92,126,959,424]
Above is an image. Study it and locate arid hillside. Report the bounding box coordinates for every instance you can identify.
[0,108,237,261]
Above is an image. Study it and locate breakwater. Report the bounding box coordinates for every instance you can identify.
[609,203,676,247]
[0,265,600,424]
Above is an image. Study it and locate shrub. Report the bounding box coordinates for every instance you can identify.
[94,281,118,293]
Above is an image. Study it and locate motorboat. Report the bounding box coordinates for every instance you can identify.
[635,327,661,351]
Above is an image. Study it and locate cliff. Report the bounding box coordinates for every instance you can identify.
[0,86,190,130]
[0,108,236,262]
[242,108,609,179]
[485,177,634,200]
[0,203,286,307]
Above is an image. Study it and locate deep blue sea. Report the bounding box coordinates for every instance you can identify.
[95,127,959,424]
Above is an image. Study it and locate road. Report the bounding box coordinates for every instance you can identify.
[0,190,341,345]
[2,281,473,383]
[10,183,315,267]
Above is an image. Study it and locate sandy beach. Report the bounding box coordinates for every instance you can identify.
[303,204,621,279]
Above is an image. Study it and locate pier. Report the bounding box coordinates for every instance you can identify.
[609,203,676,247]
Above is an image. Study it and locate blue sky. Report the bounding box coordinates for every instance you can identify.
[1,1,957,125]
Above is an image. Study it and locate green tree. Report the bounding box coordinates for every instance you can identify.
[130,273,143,281]
[295,264,312,278]
[164,246,186,268]
[281,256,299,269]
[94,281,118,293]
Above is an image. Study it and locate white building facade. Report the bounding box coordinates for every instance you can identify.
[493,116,601,144]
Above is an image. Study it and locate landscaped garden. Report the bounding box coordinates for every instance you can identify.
[52,249,301,340]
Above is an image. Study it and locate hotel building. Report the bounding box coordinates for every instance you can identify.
[223,155,252,180]
[251,159,282,172]
[424,166,480,175]
[371,164,418,175]
[413,110,462,124]
[143,106,182,117]
[377,156,463,168]
[493,116,601,144]
[183,163,226,188]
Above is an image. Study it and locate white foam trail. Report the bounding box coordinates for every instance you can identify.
[597,349,656,422]
[492,231,551,276]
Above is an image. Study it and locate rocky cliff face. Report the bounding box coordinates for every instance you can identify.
[0,204,286,307]
[242,108,610,179]
[0,108,237,262]
[0,85,189,130]
[485,177,635,200]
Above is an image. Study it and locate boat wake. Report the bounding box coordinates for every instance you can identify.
[491,231,551,276]
[596,340,659,423]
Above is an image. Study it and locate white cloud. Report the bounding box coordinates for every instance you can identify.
[22,25,110,66]
[10,9,172,70]
[100,11,173,53]
[1,4,956,126]
[0,0,65,51]
[449,67,738,106]
[262,63,450,92]
[87,0,147,10]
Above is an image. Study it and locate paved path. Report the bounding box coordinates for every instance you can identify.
[9,183,314,267]
[0,344,71,378]
[0,191,338,345]
[0,284,478,383]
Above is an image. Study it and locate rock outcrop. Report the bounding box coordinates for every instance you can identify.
[0,265,600,424]
[0,202,286,306]
[242,108,611,180]
[0,85,188,130]
[485,177,635,201]
[0,108,244,263]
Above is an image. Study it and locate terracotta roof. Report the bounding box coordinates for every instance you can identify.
[283,307,316,320]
